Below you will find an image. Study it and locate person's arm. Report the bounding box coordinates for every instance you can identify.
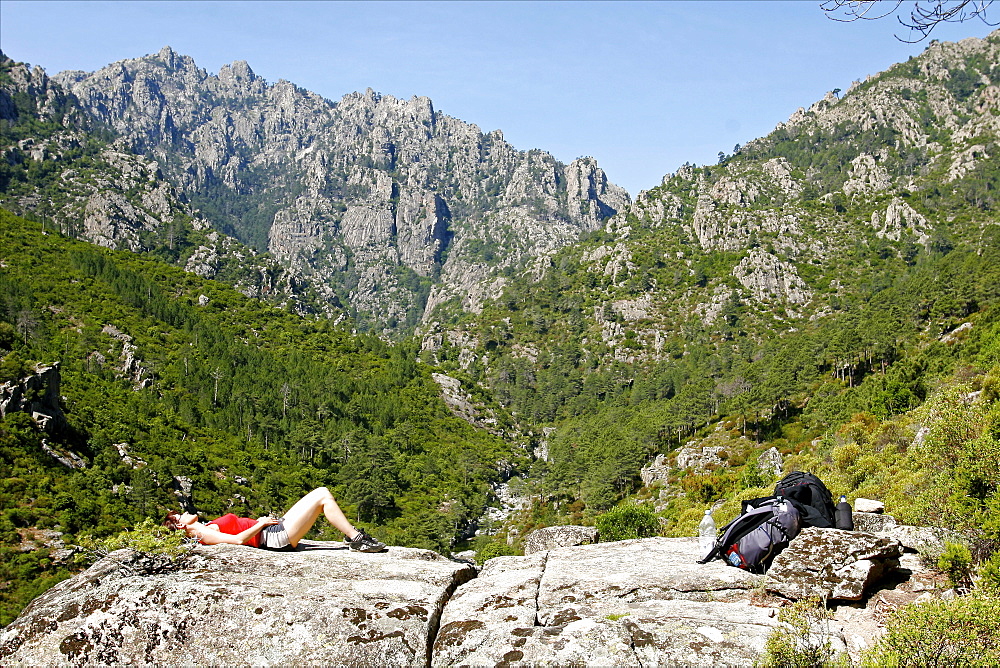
[198,517,279,546]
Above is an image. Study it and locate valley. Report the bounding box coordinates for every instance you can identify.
[1,30,999,658]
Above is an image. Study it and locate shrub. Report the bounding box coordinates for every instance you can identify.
[760,597,844,668]
[595,503,660,542]
[982,367,1000,403]
[977,551,1000,595]
[663,505,707,539]
[76,517,194,562]
[938,541,973,592]
[740,461,769,489]
[474,540,517,564]
[864,594,1000,667]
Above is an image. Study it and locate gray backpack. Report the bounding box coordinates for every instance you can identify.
[697,497,801,573]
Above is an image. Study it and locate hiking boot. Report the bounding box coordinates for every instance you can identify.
[346,529,386,553]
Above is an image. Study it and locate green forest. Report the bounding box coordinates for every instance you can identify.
[0,209,520,625]
[445,217,1000,513]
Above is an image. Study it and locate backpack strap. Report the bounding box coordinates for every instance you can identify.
[697,545,720,564]
[766,516,794,543]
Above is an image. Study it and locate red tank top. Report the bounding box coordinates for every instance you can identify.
[206,513,259,547]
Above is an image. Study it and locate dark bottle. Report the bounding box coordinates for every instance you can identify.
[835,495,854,530]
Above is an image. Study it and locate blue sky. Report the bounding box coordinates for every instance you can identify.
[1,1,997,196]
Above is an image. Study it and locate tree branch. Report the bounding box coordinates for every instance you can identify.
[820,0,997,41]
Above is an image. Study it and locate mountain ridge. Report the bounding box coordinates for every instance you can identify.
[0,50,344,317]
[51,46,629,333]
[414,29,1000,518]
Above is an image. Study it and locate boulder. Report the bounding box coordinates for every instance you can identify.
[640,453,671,487]
[431,538,806,666]
[523,525,597,555]
[0,543,475,666]
[852,512,897,533]
[766,528,902,601]
[757,446,783,476]
[854,498,884,513]
[877,524,966,554]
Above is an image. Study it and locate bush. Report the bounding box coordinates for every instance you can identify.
[740,461,770,489]
[982,367,1000,403]
[938,541,973,592]
[475,540,517,564]
[977,551,1000,595]
[864,594,1000,667]
[760,597,844,668]
[596,503,660,542]
[76,517,194,562]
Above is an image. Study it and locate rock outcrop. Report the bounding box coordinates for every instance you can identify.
[1,544,475,666]
[640,453,671,487]
[0,362,67,434]
[757,446,783,476]
[675,442,726,473]
[431,373,495,431]
[522,525,597,555]
[732,248,813,310]
[2,527,955,666]
[849,509,963,555]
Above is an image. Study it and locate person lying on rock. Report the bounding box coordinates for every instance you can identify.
[163,486,386,553]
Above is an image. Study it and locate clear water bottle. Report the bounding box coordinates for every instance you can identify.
[699,509,716,558]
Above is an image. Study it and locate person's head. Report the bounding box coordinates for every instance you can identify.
[163,510,182,530]
[163,510,197,531]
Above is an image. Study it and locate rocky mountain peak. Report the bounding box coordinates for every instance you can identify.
[217,58,260,92]
[48,48,628,333]
[0,54,340,316]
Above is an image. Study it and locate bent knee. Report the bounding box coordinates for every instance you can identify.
[315,486,333,500]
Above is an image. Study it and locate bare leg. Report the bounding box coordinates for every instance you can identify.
[280,487,357,546]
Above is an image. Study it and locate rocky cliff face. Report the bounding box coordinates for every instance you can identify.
[0,53,339,315]
[52,47,629,333]
[0,362,66,434]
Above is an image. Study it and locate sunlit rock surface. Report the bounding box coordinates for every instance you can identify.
[0,544,474,666]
